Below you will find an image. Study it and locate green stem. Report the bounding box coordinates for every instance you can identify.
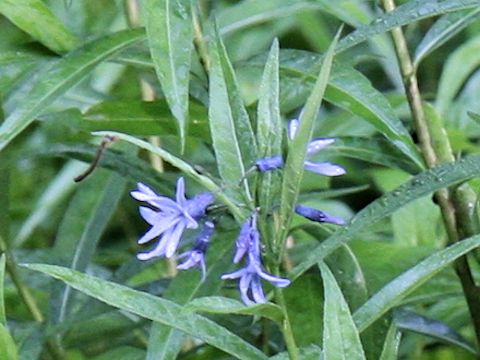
[191,4,210,74]
[382,0,480,348]
[273,267,299,360]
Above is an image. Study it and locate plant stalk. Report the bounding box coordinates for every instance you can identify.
[274,284,299,360]
[382,0,480,347]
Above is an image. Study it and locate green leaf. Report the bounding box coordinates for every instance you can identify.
[256,39,282,220]
[0,28,145,152]
[320,262,366,360]
[22,264,268,360]
[145,0,193,150]
[394,309,477,355]
[468,111,480,125]
[436,33,480,115]
[145,238,235,360]
[0,254,5,326]
[353,234,480,332]
[13,161,86,247]
[208,25,256,204]
[379,322,401,360]
[336,0,480,54]
[0,323,18,360]
[186,296,284,324]
[93,131,243,220]
[0,0,77,53]
[92,346,145,360]
[292,155,480,279]
[269,344,323,360]
[278,29,340,249]
[51,172,126,323]
[414,8,480,66]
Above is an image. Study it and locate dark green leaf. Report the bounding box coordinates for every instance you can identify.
[292,155,480,279]
[92,346,145,360]
[320,262,366,360]
[0,0,77,53]
[278,29,340,251]
[0,28,145,152]
[353,234,480,332]
[22,264,268,360]
[145,0,193,149]
[394,309,477,355]
[269,344,323,360]
[0,254,5,326]
[186,296,284,324]
[414,8,480,66]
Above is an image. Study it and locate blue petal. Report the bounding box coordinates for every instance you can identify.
[304,161,346,176]
[251,276,267,303]
[307,138,335,156]
[288,119,299,139]
[164,223,187,258]
[176,177,187,206]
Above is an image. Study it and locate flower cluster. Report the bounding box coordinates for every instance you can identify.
[131,118,346,305]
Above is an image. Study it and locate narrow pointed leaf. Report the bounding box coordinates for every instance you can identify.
[414,8,480,66]
[208,26,256,203]
[0,323,18,360]
[394,309,477,355]
[278,29,340,246]
[145,0,193,149]
[292,155,480,278]
[93,131,243,220]
[336,0,480,54]
[22,264,268,360]
[379,322,401,360]
[0,28,145,152]
[320,262,366,360]
[353,234,480,332]
[0,0,77,53]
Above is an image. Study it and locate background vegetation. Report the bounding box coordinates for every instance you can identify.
[1,0,480,359]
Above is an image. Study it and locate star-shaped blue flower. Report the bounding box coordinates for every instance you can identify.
[222,214,290,305]
[131,178,214,260]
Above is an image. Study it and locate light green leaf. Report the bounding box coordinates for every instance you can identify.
[208,26,256,204]
[353,234,480,332]
[414,8,480,66]
[292,155,480,279]
[336,0,480,54]
[379,322,401,360]
[92,346,145,360]
[0,28,145,152]
[278,29,340,250]
[0,0,77,53]
[436,33,480,115]
[145,0,193,150]
[0,323,18,360]
[51,172,126,323]
[93,131,243,220]
[257,39,282,221]
[320,262,366,360]
[269,344,323,360]
[14,161,86,247]
[186,296,284,324]
[22,264,268,360]
[0,254,5,326]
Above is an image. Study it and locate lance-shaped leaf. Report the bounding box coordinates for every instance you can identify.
[22,264,268,360]
[336,0,480,54]
[278,29,340,248]
[353,234,480,332]
[320,262,366,360]
[0,28,145,152]
[145,0,193,149]
[0,255,5,326]
[0,323,18,360]
[0,0,77,53]
[208,26,256,203]
[379,322,401,360]
[292,155,480,279]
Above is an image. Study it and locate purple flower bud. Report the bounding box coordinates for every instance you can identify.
[255,155,284,172]
[295,205,346,225]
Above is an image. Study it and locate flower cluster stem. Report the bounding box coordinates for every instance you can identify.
[382,0,480,348]
[274,283,300,360]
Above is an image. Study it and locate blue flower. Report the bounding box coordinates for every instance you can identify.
[255,155,284,172]
[288,119,346,176]
[177,221,215,281]
[222,214,291,305]
[131,178,215,260]
[295,204,345,225]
